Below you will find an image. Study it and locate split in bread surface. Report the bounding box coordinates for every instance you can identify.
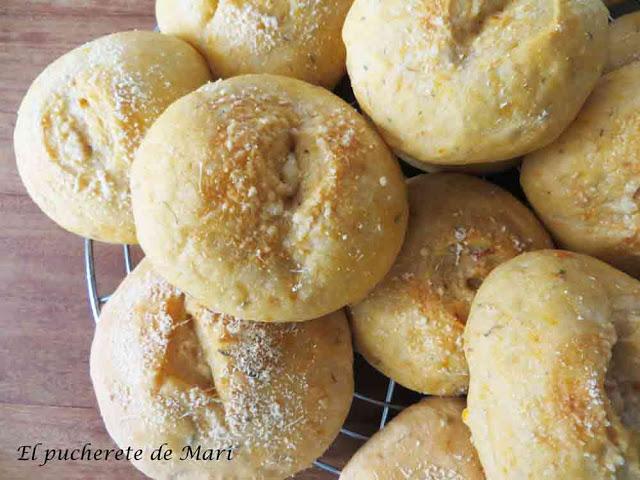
[90,258,354,480]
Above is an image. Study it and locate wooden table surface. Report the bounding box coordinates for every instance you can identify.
[0,2,387,478]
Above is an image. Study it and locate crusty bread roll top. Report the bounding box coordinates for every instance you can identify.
[131,74,408,323]
[91,259,354,480]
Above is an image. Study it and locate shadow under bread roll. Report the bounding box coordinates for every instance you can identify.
[350,173,552,396]
[90,259,354,480]
[340,398,484,480]
[465,250,640,479]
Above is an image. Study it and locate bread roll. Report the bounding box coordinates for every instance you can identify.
[90,259,353,480]
[521,62,640,276]
[156,0,353,88]
[350,174,552,396]
[340,398,484,480]
[342,0,608,168]
[465,250,640,479]
[606,11,640,74]
[131,74,408,323]
[14,31,211,243]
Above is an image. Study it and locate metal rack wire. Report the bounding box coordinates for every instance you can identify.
[84,238,408,476]
[83,2,639,475]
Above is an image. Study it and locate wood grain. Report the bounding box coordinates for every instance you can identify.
[0,2,373,478]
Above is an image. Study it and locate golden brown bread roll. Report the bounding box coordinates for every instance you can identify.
[14,31,211,243]
[606,11,640,74]
[156,0,353,88]
[340,398,484,480]
[521,62,640,276]
[90,259,354,480]
[350,174,552,396]
[465,250,640,479]
[342,0,609,169]
[131,74,408,323]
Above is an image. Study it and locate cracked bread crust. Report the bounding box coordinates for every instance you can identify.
[131,74,408,323]
[90,259,354,480]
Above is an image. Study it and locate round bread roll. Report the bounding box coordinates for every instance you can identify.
[606,11,640,74]
[350,174,552,396]
[342,0,609,168]
[156,0,353,88]
[131,74,408,323]
[90,259,354,480]
[521,62,640,277]
[464,250,640,479]
[14,31,211,243]
[340,398,484,480]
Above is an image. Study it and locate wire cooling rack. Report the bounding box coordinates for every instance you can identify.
[84,1,639,475]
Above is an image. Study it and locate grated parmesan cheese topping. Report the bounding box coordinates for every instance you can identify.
[188,80,393,303]
[212,0,333,55]
[103,263,340,472]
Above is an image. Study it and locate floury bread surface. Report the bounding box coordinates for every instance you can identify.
[350,174,552,396]
[156,0,354,88]
[342,0,608,168]
[465,250,640,479]
[90,259,354,480]
[131,74,408,323]
[14,31,211,243]
[340,398,484,480]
